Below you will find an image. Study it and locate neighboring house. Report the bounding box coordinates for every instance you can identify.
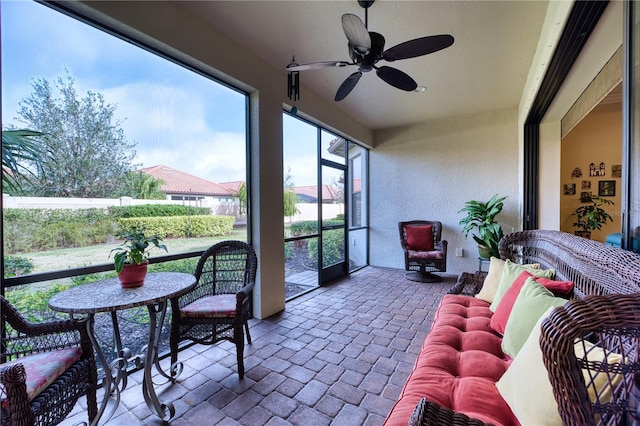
[219,181,244,194]
[294,185,341,204]
[139,165,238,215]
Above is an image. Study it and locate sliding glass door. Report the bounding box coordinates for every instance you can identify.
[283,113,368,299]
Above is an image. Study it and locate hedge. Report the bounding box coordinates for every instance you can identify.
[108,204,211,218]
[308,228,344,266]
[117,215,234,238]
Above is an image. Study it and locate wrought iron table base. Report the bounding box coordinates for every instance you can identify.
[82,301,184,425]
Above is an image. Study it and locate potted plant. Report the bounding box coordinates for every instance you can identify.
[110,226,167,288]
[458,194,507,259]
[572,196,614,239]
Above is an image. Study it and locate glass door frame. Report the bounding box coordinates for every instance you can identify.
[319,159,348,284]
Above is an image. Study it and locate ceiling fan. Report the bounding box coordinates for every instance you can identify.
[286,0,454,101]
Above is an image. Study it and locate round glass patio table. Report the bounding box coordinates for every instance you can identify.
[49,272,196,425]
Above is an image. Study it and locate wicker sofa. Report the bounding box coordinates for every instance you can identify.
[384,229,640,426]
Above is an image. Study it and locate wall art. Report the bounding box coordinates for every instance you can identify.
[589,162,606,177]
[564,183,576,195]
[598,180,616,197]
[612,164,622,178]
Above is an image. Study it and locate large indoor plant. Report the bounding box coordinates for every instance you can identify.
[572,196,614,239]
[110,226,167,288]
[458,194,507,259]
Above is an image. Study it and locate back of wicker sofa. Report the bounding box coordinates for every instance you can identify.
[412,230,640,426]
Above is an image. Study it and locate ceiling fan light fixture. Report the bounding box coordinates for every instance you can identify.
[414,86,426,93]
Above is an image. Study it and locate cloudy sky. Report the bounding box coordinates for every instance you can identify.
[1,0,249,184]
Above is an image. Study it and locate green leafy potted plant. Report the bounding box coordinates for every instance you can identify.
[110,225,167,288]
[458,194,507,259]
[572,196,614,239]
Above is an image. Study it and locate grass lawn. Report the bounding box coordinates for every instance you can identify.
[16,229,248,274]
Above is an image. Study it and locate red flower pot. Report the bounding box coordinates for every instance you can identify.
[117,262,148,288]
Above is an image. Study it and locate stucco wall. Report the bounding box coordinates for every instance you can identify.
[370,108,520,274]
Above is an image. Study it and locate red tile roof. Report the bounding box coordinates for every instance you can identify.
[219,181,244,193]
[139,165,235,197]
[294,185,341,201]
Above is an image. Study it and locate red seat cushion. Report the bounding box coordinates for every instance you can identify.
[181,294,236,318]
[408,249,444,260]
[0,346,82,408]
[405,225,434,251]
[383,295,518,426]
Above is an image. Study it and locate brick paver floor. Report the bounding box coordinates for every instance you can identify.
[61,266,455,425]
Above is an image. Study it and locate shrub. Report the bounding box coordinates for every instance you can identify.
[308,228,344,266]
[5,283,72,323]
[108,204,211,218]
[4,255,35,277]
[116,215,235,238]
[290,221,317,236]
[3,208,115,252]
[149,258,199,274]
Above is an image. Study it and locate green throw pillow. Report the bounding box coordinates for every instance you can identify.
[489,260,555,312]
[501,278,567,358]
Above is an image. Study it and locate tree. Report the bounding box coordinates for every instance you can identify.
[1,129,45,194]
[235,182,247,215]
[283,167,299,220]
[117,171,166,200]
[15,70,137,197]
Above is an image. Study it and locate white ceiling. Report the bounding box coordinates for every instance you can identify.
[180,1,550,130]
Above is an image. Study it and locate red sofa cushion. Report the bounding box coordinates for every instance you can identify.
[383,294,519,426]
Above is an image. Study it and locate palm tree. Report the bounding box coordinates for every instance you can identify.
[124,171,166,199]
[2,129,45,194]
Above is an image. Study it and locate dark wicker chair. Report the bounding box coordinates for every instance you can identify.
[399,220,447,283]
[170,240,257,379]
[0,296,97,426]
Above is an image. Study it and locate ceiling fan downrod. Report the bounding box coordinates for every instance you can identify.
[357,0,374,28]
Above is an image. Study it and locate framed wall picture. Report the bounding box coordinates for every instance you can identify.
[564,183,576,195]
[580,191,593,203]
[581,180,591,190]
[612,164,622,178]
[598,180,616,197]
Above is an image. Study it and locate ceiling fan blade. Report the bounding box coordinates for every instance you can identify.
[382,34,454,62]
[287,61,352,72]
[335,71,363,101]
[376,66,417,91]
[342,14,371,56]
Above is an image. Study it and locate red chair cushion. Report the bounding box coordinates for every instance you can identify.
[181,294,237,318]
[408,250,444,260]
[405,225,434,251]
[0,346,82,407]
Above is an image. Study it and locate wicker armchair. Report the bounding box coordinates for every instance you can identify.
[0,296,97,426]
[170,240,257,379]
[399,220,447,283]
